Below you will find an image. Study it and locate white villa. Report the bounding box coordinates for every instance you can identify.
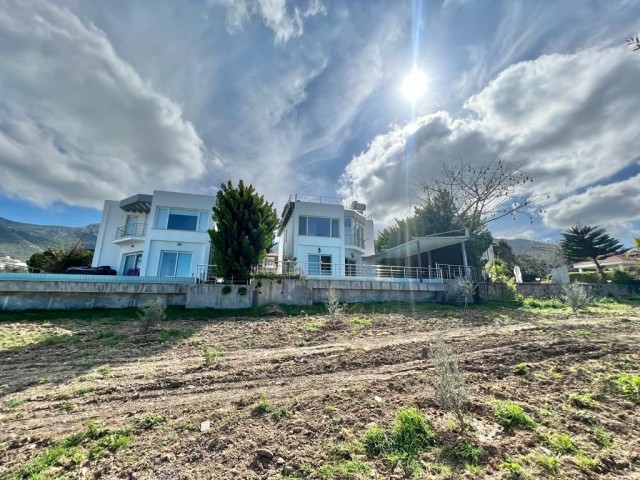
[92,190,215,277]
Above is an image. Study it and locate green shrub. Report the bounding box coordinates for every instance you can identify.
[238,287,248,296]
[607,270,636,284]
[493,401,536,429]
[222,285,232,295]
[561,284,592,312]
[569,272,600,284]
[138,297,166,333]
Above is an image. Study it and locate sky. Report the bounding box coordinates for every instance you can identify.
[0,0,639,245]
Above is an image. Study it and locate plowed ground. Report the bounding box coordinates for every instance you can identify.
[1,303,639,479]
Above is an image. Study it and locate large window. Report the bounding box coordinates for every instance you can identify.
[299,216,339,238]
[158,251,192,277]
[154,208,209,232]
[122,252,142,276]
[344,217,364,248]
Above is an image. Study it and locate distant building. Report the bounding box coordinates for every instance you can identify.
[573,251,639,272]
[92,191,215,277]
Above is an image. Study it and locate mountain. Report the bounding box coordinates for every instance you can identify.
[0,217,99,261]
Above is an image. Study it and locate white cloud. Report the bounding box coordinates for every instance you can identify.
[340,45,640,233]
[0,0,207,208]
[214,0,326,43]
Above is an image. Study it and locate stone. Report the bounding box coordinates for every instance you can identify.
[256,448,274,461]
[200,420,211,432]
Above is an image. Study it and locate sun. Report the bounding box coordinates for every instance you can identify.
[401,69,428,102]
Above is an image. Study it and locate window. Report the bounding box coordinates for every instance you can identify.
[308,254,332,275]
[154,207,209,231]
[345,217,364,248]
[158,251,192,277]
[299,216,339,238]
[122,253,142,275]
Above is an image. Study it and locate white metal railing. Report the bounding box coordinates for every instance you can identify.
[289,194,343,205]
[115,223,147,239]
[196,262,475,284]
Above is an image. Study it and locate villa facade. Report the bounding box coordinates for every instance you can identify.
[92,190,215,277]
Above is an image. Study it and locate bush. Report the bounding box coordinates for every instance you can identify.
[569,272,600,284]
[238,287,247,296]
[607,270,637,284]
[432,339,468,433]
[221,285,232,295]
[561,284,592,312]
[138,297,166,333]
[324,287,344,328]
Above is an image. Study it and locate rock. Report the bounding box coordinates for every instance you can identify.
[262,304,286,317]
[275,457,285,465]
[374,395,383,403]
[282,466,295,475]
[256,448,274,461]
[200,420,211,432]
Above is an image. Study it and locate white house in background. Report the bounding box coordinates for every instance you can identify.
[277,194,375,276]
[92,190,215,277]
[573,251,639,273]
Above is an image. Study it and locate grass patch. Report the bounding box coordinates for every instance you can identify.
[513,362,531,376]
[203,346,226,365]
[89,432,134,459]
[573,452,599,472]
[96,329,128,346]
[301,321,323,332]
[251,394,292,418]
[363,406,436,476]
[493,401,536,429]
[443,440,486,466]
[542,432,576,454]
[569,392,598,408]
[347,316,373,333]
[97,365,111,376]
[5,397,26,410]
[499,457,530,479]
[159,328,191,343]
[612,373,640,403]
[135,413,168,429]
[592,425,613,447]
[317,460,375,479]
[531,453,560,475]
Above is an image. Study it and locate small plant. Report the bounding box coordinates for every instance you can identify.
[251,394,291,418]
[573,452,599,471]
[159,328,190,342]
[138,296,166,333]
[592,425,613,447]
[531,453,559,475]
[203,346,225,366]
[499,457,529,479]
[324,287,343,328]
[89,431,134,459]
[60,402,77,412]
[456,276,477,308]
[513,362,531,376]
[222,285,232,295]
[363,426,388,457]
[317,460,374,479]
[432,339,468,433]
[97,365,111,376]
[561,283,592,313]
[569,392,598,408]
[238,286,247,296]
[5,397,25,410]
[444,441,486,466]
[136,413,168,429]
[612,373,640,404]
[493,401,536,429]
[542,432,576,454]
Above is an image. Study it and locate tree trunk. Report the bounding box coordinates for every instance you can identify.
[592,258,606,282]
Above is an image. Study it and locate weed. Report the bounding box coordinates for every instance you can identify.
[444,441,485,466]
[347,316,373,332]
[499,458,529,479]
[60,402,77,412]
[251,394,292,418]
[36,376,49,384]
[592,425,613,447]
[136,413,168,429]
[569,392,598,409]
[5,397,26,410]
[97,365,111,376]
[89,432,133,459]
[159,328,190,342]
[363,426,388,457]
[301,321,322,332]
[138,297,166,333]
[513,362,531,376]
[573,452,599,471]
[612,373,640,403]
[96,329,128,347]
[432,339,468,433]
[493,401,536,429]
[542,432,576,454]
[456,276,477,308]
[203,346,226,366]
[561,284,592,312]
[531,453,559,474]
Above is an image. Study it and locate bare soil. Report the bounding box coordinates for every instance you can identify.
[1,304,639,479]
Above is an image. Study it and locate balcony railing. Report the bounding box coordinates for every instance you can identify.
[115,223,147,240]
[289,194,343,205]
[345,233,364,249]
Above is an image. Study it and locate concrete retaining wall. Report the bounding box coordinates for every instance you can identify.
[477,282,633,302]
[0,281,187,311]
[0,278,451,311]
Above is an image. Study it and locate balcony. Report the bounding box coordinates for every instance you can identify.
[345,233,364,249]
[114,223,147,242]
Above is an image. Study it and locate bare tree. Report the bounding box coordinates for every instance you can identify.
[417,158,539,232]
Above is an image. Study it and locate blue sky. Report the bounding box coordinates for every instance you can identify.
[1,0,639,244]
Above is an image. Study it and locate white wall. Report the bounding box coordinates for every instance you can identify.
[92,200,131,269]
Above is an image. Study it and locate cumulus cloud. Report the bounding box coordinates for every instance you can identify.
[214,0,326,43]
[0,0,207,209]
[340,45,640,232]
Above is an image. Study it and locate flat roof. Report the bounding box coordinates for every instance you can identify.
[119,194,153,213]
[363,235,468,263]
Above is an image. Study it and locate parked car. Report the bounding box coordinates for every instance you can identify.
[65,265,117,275]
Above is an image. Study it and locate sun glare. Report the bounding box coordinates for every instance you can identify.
[401,69,428,102]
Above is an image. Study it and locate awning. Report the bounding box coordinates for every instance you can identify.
[119,194,153,213]
[363,234,468,263]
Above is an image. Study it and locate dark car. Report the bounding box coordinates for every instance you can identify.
[65,265,117,275]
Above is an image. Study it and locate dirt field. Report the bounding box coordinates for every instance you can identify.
[1,300,639,479]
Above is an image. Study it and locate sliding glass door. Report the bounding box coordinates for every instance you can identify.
[159,251,192,277]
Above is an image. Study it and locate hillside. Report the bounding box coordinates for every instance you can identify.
[497,238,558,256]
[0,217,99,261]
